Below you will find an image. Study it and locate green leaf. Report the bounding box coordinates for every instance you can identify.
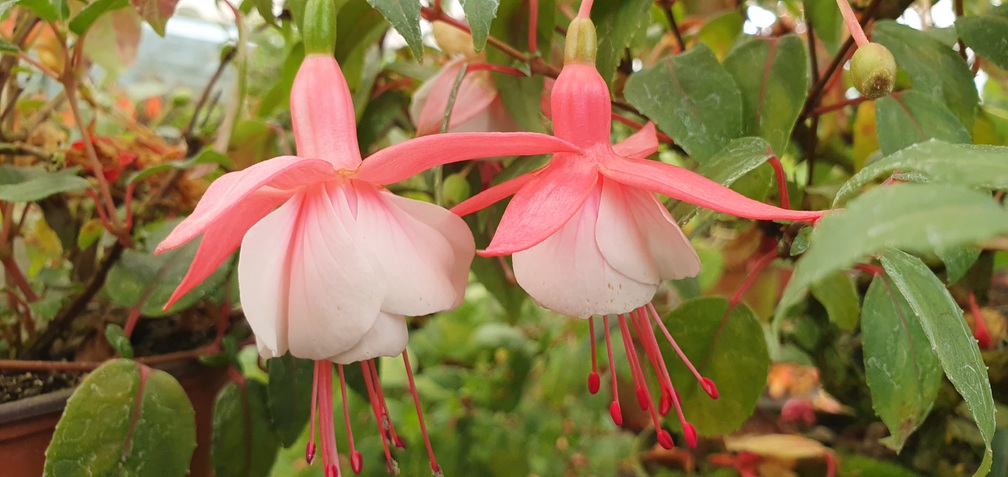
[696,11,743,60]
[104,323,134,359]
[810,271,860,330]
[659,297,769,435]
[0,37,19,53]
[69,0,129,35]
[669,137,773,223]
[956,9,1008,71]
[625,44,744,162]
[0,166,90,202]
[835,141,1008,205]
[17,0,68,22]
[104,219,231,316]
[212,380,282,477]
[590,0,651,84]
[880,249,995,476]
[861,273,941,451]
[44,360,196,477]
[776,183,1008,326]
[366,0,423,60]
[874,21,979,129]
[937,246,981,285]
[266,354,314,447]
[723,34,809,155]
[129,0,179,36]
[874,91,971,157]
[460,0,499,52]
[126,148,228,184]
[803,0,842,52]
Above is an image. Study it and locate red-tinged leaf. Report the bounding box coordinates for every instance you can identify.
[44,359,196,477]
[131,0,180,36]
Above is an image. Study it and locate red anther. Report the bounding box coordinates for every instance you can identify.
[305,442,316,464]
[657,430,675,449]
[659,389,672,416]
[351,451,363,474]
[588,372,601,394]
[325,464,340,477]
[683,423,697,449]
[636,387,650,410]
[701,377,719,399]
[609,401,623,426]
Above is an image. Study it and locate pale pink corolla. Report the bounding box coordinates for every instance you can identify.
[157,53,576,475]
[410,57,518,136]
[452,17,826,449]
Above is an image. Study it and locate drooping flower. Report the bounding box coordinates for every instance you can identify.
[452,12,826,448]
[157,5,576,472]
[410,23,517,137]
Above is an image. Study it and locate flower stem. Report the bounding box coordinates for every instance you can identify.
[835,0,869,47]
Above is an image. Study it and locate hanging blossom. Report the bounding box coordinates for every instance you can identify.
[156,11,577,474]
[410,22,518,137]
[452,9,826,449]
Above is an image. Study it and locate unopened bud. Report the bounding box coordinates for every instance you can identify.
[433,21,477,59]
[850,42,897,100]
[564,18,597,64]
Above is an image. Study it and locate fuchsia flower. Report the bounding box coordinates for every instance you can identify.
[157,52,575,475]
[453,15,825,448]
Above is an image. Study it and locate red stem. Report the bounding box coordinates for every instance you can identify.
[528,0,539,54]
[835,0,869,47]
[767,155,791,209]
[729,250,779,307]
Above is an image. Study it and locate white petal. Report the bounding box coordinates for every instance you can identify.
[595,179,660,285]
[623,187,701,280]
[351,182,475,315]
[284,183,385,360]
[513,185,656,318]
[238,195,302,359]
[329,312,408,364]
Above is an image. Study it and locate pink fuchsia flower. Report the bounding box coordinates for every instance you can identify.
[156,50,576,475]
[452,14,825,449]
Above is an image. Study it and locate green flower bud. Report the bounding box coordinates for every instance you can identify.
[850,42,897,100]
[564,18,597,65]
[303,0,337,56]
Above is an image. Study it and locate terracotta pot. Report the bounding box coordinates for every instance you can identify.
[0,360,228,477]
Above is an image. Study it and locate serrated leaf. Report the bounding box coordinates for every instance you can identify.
[0,166,91,202]
[590,0,651,84]
[659,297,769,435]
[366,0,423,59]
[861,273,941,451]
[212,380,281,477]
[880,249,995,476]
[810,271,860,330]
[776,183,1008,326]
[669,137,774,223]
[956,10,1008,70]
[874,91,971,156]
[460,0,499,52]
[723,34,809,155]
[625,44,744,162]
[44,360,196,477]
[835,140,1008,205]
[69,0,129,35]
[130,0,178,36]
[874,21,979,129]
[266,354,314,447]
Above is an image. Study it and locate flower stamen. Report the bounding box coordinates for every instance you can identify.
[360,360,397,472]
[403,350,444,477]
[337,365,363,474]
[647,303,718,399]
[587,316,601,394]
[601,315,622,426]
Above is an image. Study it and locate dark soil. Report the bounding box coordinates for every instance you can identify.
[0,371,81,404]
